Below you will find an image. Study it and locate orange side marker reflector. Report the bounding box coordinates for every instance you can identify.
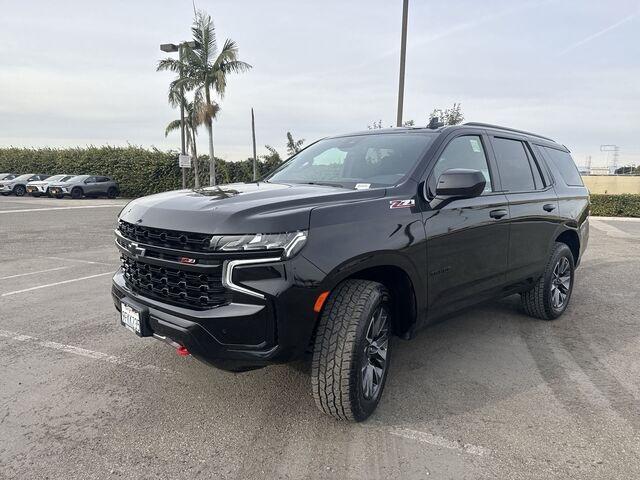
[314,291,330,313]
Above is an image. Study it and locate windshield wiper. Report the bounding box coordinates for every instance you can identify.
[298,181,347,188]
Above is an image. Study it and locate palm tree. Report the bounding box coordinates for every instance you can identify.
[165,93,211,188]
[158,10,251,186]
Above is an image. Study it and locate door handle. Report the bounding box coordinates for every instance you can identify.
[543,204,556,212]
[489,209,508,219]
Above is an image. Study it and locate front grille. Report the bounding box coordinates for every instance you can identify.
[120,255,230,310]
[118,220,212,253]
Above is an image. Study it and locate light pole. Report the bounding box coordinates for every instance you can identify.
[396,0,409,127]
[161,41,198,189]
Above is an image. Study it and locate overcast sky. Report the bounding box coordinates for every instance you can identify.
[1,0,639,167]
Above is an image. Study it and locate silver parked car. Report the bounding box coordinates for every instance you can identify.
[0,173,17,181]
[26,174,75,197]
[49,175,120,199]
[0,174,50,196]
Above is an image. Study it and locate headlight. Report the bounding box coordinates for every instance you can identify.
[209,231,307,259]
[62,187,69,192]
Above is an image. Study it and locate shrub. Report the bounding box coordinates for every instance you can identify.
[590,194,640,217]
[0,146,282,198]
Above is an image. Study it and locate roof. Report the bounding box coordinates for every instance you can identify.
[332,122,558,145]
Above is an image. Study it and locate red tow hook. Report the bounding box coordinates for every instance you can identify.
[176,345,190,357]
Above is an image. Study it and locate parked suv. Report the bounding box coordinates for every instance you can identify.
[112,123,589,421]
[0,174,50,196]
[0,173,17,181]
[49,175,119,199]
[26,174,75,197]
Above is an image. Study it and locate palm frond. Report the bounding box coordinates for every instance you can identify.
[165,119,182,137]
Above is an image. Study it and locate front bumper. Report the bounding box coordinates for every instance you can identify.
[111,252,326,372]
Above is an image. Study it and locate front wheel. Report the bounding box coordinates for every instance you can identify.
[70,187,83,199]
[521,242,575,320]
[13,185,26,197]
[311,279,392,421]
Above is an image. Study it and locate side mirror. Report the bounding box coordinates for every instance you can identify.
[429,169,486,209]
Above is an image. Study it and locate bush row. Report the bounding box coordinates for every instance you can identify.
[0,146,282,198]
[590,194,640,217]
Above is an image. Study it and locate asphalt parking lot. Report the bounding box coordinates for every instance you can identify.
[1,196,639,479]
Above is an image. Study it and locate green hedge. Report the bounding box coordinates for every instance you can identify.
[590,194,640,217]
[0,146,282,198]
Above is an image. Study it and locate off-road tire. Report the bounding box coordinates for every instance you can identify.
[521,242,575,320]
[311,279,391,422]
[71,187,83,199]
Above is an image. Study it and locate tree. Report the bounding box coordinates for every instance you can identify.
[428,103,464,126]
[158,10,251,186]
[286,132,305,156]
[164,93,210,188]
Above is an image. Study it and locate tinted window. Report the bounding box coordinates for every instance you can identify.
[432,135,492,192]
[97,176,110,182]
[492,137,535,192]
[266,133,436,187]
[541,147,583,186]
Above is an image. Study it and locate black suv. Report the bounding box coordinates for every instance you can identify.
[112,123,589,421]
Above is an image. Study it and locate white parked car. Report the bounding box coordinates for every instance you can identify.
[0,174,50,197]
[26,174,75,197]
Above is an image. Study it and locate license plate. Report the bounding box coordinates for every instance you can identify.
[27,187,34,192]
[121,302,142,335]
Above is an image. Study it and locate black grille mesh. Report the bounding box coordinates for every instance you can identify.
[118,220,211,252]
[120,256,229,310]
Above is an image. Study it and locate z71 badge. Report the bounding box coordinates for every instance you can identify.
[389,199,415,209]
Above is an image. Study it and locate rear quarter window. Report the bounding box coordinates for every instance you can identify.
[541,146,583,186]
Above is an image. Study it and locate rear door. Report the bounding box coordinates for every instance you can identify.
[487,135,560,283]
[95,176,110,194]
[422,131,510,314]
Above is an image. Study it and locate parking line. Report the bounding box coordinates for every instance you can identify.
[0,266,69,280]
[388,427,491,457]
[0,204,126,214]
[0,329,174,374]
[46,256,114,266]
[1,271,114,297]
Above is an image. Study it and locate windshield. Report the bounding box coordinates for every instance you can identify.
[65,175,87,183]
[45,175,69,182]
[13,174,34,182]
[265,133,436,188]
[0,174,16,180]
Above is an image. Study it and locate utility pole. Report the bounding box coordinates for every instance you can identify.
[396,0,409,127]
[251,108,258,181]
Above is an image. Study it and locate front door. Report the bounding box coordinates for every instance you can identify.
[422,133,510,315]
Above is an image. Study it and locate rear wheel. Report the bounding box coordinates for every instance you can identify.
[311,279,392,421]
[107,187,118,199]
[13,185,26,197]
[70,187,83,199]
[521,242,575,320]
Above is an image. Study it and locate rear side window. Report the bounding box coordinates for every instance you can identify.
[541,147,583,186]
[491,137,536,192]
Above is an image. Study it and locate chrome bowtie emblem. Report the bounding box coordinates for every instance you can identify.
[129,242,146,257]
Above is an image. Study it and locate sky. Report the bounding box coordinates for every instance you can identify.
[1,0,639,168]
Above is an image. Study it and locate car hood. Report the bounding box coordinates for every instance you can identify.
[27,180,50,186]
[119,182,386,234]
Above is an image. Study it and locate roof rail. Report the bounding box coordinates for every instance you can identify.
[463,122,555,142]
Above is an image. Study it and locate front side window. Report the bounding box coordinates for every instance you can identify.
[431,135,493,193]
[492,137,536,192]
[266,133,436,188]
